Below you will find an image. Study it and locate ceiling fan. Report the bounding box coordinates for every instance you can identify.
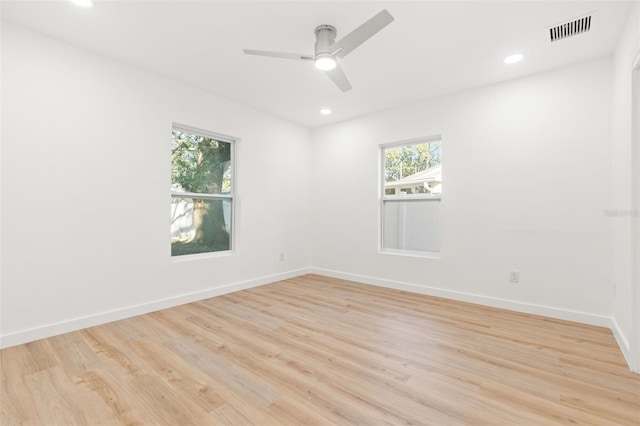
[243,10,394,92]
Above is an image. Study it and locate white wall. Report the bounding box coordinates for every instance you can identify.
[1,19,629,357]
[611,1,640,370]
[0,23,312,346]
[311,58,614,325]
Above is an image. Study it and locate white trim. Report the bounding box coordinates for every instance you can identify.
[230,138,238,253]
[611,315,633,369]
[0,268,310,349]
[383,194,442,201]
[380,135,442,150]
[310,268,611,328]
[170,248,236,263]
[379,137,443,255]
[171,192,232,200]
[170,123,237,256]
[631,50,640,373]
[172,122,237,144]
[379,248,441,259]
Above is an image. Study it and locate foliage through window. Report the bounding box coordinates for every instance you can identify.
[381,138,442,254]
[171,126,234,256]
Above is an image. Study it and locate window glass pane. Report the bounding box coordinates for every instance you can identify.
[383,200,441,252]
[171,197,232,256]
[384,140,441,196]
[171,130,232,194]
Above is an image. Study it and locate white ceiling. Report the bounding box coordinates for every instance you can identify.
[1,1,633,127]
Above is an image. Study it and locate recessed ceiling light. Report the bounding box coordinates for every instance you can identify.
[320,108,332,115]
[69,0,94,7]
[504,53,524,64]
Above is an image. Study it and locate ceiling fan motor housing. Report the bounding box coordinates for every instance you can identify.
[314,25,337,59]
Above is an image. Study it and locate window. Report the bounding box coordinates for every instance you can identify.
[171,125,234,257]
[381,137,442,255]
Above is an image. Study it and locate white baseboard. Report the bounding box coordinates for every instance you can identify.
[4,266,628,370]
[0,268,310,349]
[610,316,634,371]
[310,268,611,328]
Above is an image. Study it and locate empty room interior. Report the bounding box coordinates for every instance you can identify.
[2,0,640,424]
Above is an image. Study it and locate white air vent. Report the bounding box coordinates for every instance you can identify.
[548,14,592,43]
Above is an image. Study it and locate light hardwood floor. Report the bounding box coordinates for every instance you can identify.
[1,274,639,425]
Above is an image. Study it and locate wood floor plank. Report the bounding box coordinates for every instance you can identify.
[1,274,638,425]
[76,369,145,425]
[48,333,101,378]
[23,367,88,425]
[126,337,226,413]
[1,344,46,425]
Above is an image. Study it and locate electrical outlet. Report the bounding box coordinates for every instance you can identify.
[280,253,285,261]
[510,271,520,283]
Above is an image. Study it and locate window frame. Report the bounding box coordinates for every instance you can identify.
[171,123,237,259]
[379,135,442,258]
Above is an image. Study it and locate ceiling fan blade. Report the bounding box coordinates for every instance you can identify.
[330,10,394,59]
[243,49,313,61]
[325,63,352,92]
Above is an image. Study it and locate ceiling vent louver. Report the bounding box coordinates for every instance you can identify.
[548,14,592,43]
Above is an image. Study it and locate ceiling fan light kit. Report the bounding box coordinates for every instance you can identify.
[244,10,394,92]
[314,25,338,70]
[315,55,337,71]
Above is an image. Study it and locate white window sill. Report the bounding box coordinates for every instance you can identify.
[379,248,441,259]
[171,250,235,263]
[383,195,442,201]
